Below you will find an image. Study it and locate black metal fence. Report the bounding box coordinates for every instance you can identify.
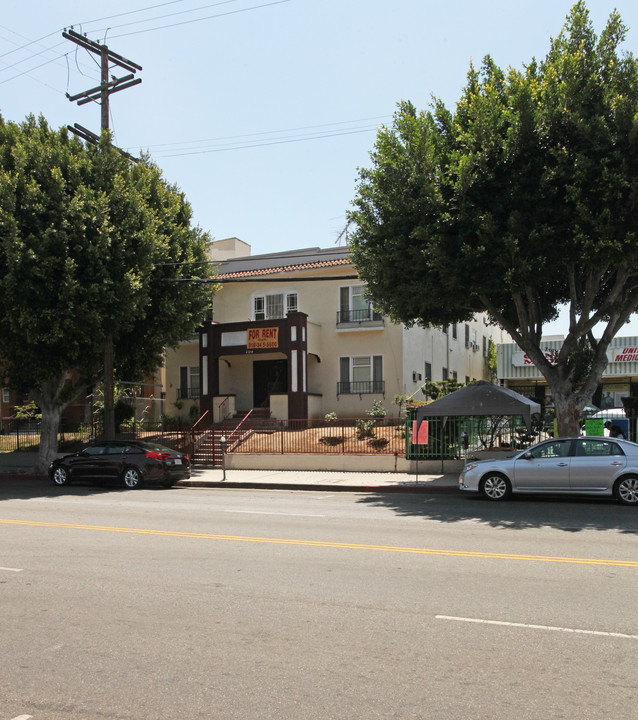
[217,417,406,456]
[0,418,193,454]
[10,411,627,463]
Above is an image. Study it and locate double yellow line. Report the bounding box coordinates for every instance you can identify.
[2,518,637,567]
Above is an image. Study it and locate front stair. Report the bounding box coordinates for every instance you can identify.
[190,408,272,465]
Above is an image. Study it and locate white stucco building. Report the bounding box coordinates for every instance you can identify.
[164,238,506,422]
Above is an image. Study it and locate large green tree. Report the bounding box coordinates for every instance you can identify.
[0,115,216,471]
[348,2,638,436]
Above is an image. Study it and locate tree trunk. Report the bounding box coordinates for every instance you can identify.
[103,337,115,440]
[36,403,62,474]
[553,391,583,437]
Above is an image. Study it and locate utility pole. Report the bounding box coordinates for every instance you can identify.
[63,28,142,440]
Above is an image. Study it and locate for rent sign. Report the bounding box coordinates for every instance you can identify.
[247,327,279,350]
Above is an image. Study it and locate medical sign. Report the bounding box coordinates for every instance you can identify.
[247,327,279,350]
[512,349,559,367]
[607,346,638,363]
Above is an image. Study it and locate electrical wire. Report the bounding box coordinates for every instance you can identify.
[146,126,384,158]
[108,0,291,39]
[73,0,188,28]
[138,115,390,152]
[81,0,238,36]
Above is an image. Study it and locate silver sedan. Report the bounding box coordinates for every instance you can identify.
[459,436,638,504]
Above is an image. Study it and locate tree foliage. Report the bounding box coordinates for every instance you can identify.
[348,2,638,434]
[0,115,216,469]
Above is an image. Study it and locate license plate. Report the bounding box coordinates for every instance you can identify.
[172,458,182,465]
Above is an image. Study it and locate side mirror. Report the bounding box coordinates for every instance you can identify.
[522,452,533,460]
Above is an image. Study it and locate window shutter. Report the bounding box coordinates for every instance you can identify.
[339,287,350,312]
[339,357,350,382]
[372,355,383,381]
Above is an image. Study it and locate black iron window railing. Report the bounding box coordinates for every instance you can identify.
[177,387,200,400]
[337,381,385,395]
[336,309,383,324]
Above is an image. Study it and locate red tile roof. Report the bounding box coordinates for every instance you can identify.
[216,257,351,280]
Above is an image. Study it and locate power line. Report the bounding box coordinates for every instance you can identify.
[0,0,187,60]
[80,0,238,36]
[0,0,291,89]
[150,126,383,158]
[108,0,291,39]
[74,0,188,28]
[136,115,390,152]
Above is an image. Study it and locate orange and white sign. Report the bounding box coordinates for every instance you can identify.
[247,327,279,350]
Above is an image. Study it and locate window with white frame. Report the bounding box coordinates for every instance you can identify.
[252,291,298,320]
[338,355,384,394]
[338,285,380,323]
[2,388,9,403]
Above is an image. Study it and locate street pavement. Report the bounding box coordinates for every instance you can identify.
[182,465,459,492]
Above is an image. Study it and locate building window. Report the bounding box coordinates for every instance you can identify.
[2,388,9,404]
[253,291,298,321]
[338,355,384,394]
[178,366,200,400]
[465,324,470,348]
[424,362,432,382]
[452,324,458,340]
[442,367,448,381]
[483,336,487,356]
[337,285,381,324]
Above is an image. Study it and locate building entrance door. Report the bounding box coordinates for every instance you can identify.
[253,359,288,408]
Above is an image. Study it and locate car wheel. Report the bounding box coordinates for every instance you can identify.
[123,467,142,489]
[480,473,511,501]
[614,476,638,505]
[52,466,71,486]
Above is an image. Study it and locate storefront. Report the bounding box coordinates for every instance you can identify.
[498,336,638,409]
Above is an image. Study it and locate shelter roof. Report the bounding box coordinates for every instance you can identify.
[415,381,541,430]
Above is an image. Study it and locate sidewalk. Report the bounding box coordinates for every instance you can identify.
[180,466,459,493]
[0,455,460,494]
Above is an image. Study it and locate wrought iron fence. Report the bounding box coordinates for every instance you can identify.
[0,418,193,454]
[220,417,405,455]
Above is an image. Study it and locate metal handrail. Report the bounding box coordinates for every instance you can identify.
[225,408,254,445]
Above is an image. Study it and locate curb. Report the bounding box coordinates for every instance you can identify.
[177,480,457,493]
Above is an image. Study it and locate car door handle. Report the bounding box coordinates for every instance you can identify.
[556,462,569,467]
[611,461,624,466]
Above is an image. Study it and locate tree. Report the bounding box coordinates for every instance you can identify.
[348,2,638,436]
[0,115,216,471]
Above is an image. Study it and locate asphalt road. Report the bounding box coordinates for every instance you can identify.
[2,479,638,719]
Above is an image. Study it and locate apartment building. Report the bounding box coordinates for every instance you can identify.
[163,238,504,422]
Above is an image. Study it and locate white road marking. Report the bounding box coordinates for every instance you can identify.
[0,566,23,572]
[11,715,33,719]
[436,615,638,640]
[223,510,325,517]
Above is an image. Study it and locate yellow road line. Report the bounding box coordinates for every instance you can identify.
[1,518,637,567]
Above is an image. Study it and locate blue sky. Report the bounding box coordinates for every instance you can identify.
[2,0,638,336]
